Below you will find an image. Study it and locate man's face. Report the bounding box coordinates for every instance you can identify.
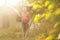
[21,10,30,24]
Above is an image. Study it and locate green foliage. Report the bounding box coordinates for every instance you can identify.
[32,3,41,10]
[48,3,55,11]
[54,8,60,15]
[33,14,40,22]
[44,1,50,7]
[27,0,60,40]
[45,35,55,40]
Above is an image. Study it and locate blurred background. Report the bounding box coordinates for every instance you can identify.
[0,0,60,40]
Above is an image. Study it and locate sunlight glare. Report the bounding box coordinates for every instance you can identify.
[6,0,17,6]
[0,0,5,6]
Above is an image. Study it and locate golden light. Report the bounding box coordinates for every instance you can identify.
[6,0,18,6]
[0,0,5,6]
[0,0,23,6]
[7,0,16,6]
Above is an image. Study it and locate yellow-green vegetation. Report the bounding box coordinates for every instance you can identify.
[27,0,60,40]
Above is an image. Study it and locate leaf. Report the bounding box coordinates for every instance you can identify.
[54,8,60,15]
[32,3,41,10]
[44,1,50,7]
[54,22,59,28]
[45,35,55,40]
[45,12,51,20]
[33,13,46,23]
[33,14,40,22]
[48,4,55,10]
[40,13,46,18]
